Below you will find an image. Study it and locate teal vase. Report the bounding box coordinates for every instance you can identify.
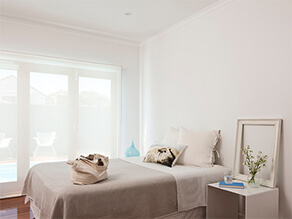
[125,140,140,157]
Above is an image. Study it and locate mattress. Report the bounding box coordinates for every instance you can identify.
[22,157,230,219]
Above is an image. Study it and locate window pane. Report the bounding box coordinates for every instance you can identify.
[30,72,68,165]
[78,77,111,156]
[0,69,17,183]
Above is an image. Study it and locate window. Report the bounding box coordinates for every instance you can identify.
[0,51,121,197]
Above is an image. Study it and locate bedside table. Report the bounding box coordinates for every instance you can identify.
[207,181,279,219]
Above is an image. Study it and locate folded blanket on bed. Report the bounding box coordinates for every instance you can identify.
[67,154,109,185]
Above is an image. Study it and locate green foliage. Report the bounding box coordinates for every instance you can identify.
[241,145,268,183]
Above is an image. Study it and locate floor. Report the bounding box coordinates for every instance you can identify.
[0,196,34,219]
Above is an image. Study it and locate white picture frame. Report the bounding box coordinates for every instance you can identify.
[232,119,282,188]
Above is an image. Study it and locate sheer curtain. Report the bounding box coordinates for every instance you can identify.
[0,51,121,197]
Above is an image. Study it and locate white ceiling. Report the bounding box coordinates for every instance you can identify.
[0,0,218,42]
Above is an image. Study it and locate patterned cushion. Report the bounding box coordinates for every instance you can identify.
[143,144,187,167]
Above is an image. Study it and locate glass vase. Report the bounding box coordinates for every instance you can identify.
[125,140,140,157]
[247,173,260,188]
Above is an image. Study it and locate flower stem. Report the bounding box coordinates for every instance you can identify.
[249,174,256,183]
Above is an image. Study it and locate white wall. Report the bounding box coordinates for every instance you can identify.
[140,0,292,218]
[0,19,140,155]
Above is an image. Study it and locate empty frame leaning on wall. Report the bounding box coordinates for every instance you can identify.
[232,119,282,188]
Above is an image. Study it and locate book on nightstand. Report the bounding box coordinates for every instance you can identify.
[219,181,244,189]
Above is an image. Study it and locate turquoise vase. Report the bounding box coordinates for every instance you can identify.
[125,140,140,157]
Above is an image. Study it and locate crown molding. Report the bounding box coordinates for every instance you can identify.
[0,0,234,48]
[140,0,234,46]
[0,13,140,47]
[0,50,122,72]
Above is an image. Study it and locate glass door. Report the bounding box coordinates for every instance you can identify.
[29,71,69,166]
[0,65,23,198]
[0,69,18,184]
[0,52,121,198]
[77,68,120,158]
[78,76,112,156]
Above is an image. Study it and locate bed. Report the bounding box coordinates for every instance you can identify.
[22,157,230,219]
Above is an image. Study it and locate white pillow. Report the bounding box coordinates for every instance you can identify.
[176,127,220,167]
[162,127,180,145]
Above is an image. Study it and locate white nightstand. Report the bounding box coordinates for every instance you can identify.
[207,181,279,219]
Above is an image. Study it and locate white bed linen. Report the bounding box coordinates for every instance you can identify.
[122,157,231,211]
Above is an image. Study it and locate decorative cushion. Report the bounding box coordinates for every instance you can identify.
[162,127,180,145]
[176,127,220,167]
[143,144,187,167]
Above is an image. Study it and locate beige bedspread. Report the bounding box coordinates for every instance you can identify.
[22,159,177,219]
[123,157,231,211]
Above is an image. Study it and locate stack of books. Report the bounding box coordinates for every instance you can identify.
[219,181,244,189]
